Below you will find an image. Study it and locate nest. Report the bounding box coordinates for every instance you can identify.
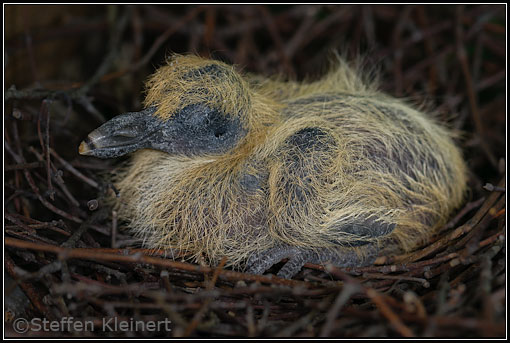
[4,5,506,338]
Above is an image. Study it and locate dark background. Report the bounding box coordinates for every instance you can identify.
[4,5,506,338]
[5,5,506,182]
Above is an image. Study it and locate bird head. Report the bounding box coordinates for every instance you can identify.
[79,55,255,158]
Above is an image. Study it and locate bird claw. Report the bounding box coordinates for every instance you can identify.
[246,244,379,279]
[245,246,317,279]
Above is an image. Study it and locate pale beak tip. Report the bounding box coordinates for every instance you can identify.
[79,141,91,155]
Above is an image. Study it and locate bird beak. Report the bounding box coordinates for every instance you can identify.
[79,107,162,158]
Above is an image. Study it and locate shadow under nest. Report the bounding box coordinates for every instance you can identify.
[4,4,506,338]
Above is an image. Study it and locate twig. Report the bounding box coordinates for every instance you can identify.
[258,5,295,77]
[114,6,205,78]
[5,237,313,288]
[366,288,414,337]
[5,254,56,320]
[28,146,81,208]
[455,6,498,168]
[400,177,504,263]
[5,141,83,223]
[320,282,360,336]
[5,161,44,171]
[50,148,100,189]
[111,210,118,248]
[362,273,430,288]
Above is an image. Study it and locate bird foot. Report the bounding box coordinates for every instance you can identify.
[245,244,378,279]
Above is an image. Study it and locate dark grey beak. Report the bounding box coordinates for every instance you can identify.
[80,104,246,158]
[79,107,161,158]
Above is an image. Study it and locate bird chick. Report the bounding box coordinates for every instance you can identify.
[79,54,468,278]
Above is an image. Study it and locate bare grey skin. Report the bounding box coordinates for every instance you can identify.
[80,101,394,279]
[80,105,246,158]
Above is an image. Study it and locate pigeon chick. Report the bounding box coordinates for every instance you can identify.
[79,54,468,278]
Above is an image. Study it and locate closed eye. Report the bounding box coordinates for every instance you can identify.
[214,128,226,138]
